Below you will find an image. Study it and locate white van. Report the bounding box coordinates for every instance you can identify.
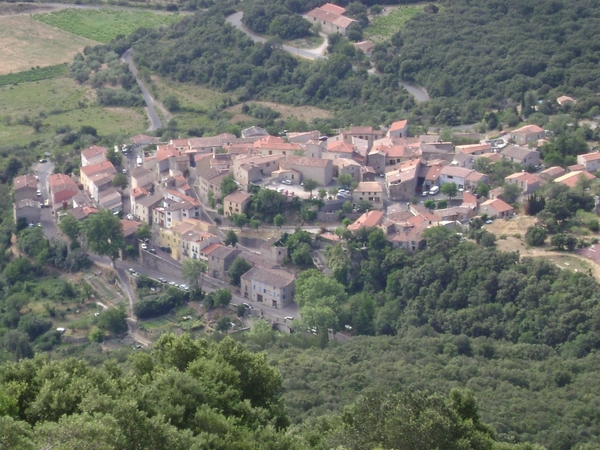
[136,156,142,166]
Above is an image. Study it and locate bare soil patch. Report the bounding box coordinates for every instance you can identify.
[0,15,98,75]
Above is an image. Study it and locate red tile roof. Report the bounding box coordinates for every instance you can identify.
[320,2,345,14]
[389,120,408,132]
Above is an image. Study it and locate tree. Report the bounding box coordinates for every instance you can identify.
[318,188,327,199]
[273,214,285,229]
[342,200,353,214]
[105,146,121,167]
[96,305,128,334]
[337,174,354,189]
[224,229,238,247]
[216,316,231,332]
[231,213,248,231]
[220,176,238,199]
[112,173,128,189]
[249,219,260,232]
[525,226,547,246]
[355,200,372,213]
[476,183,490,198]
[82,209,124,262]
[211,288,232,309]
[303,178,318,197]
[441,182,458,200]
[58,213,81,242]
[228,257,252,286]
[136,223,151,242]
[501,183,522,203]
[437,199,448,209]
[181,259,207,292]
[424,199,436,212]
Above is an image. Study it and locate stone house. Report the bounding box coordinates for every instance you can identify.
[207,246,241,281]
[352,181,383,209]
[13,175,38,202]
[14,199,41,226]
[500,146,541,167]
[223,190,252,217]
[509,125,545,145]
[241,267,295,309]
[281,156,333,186]
[48,173,78,206]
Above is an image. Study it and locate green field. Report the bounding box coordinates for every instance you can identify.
[0,77,146,146]
[365,5,428,41]
[33,8,182,43]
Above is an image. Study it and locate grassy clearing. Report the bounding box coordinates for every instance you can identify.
[141,316,176,330]
[0,64,67,86]
[365,4,427,41]
[33,8,181,43]
[227,100,331,123]
[0,77,146,146]
[0,15,98,75]
[286,34,324,49]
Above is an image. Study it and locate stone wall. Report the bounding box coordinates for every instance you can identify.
[139,250,181,278]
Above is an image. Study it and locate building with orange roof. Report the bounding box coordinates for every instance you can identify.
[326,140,355,159]
[480,198,514,219]
[456,143,491,156]
[333,158,362,181]
[539,166,566,181]
[505,171,541,194]
[554,171,596,188]
[80,160,116,194]
[347,210,384,232]
[305,3,356,36]
[577,152,600,172]
[387,120,408,138]
[48,173,79,205]
[557,95,575,107]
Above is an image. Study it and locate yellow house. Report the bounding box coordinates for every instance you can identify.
[159,218,219,260]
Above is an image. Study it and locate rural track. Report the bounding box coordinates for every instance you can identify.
[226,11,430,103]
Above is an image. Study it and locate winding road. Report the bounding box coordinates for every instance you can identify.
[122,48,171,131]
[226,11,429,103]
[226,11,327,60]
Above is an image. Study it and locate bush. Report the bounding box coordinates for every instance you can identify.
[525,226,547,247]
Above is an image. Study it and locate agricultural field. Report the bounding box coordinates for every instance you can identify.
[33,8,182,43]
[0,65,68,87]
[0,15,98,75]
[365,4,428,41]
[0,77,147,146]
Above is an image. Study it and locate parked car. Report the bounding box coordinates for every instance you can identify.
[126,214,134,220]
[422,190,429,197]
[158,278,167,283]
[159,246,171,253]
[169,281,176,286]
[36,190,41,197]
[141,243,148,250]
[149,248,156,254]
[39,159,47,163]
[282,179,292,185]
[429,186,440,195]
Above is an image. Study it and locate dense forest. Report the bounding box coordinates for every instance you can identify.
[376,0,600,124]
[0,333,538,450]
[67,0,600,129]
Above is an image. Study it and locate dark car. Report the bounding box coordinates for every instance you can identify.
[159,246,171,253]
[149,248,156,254]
